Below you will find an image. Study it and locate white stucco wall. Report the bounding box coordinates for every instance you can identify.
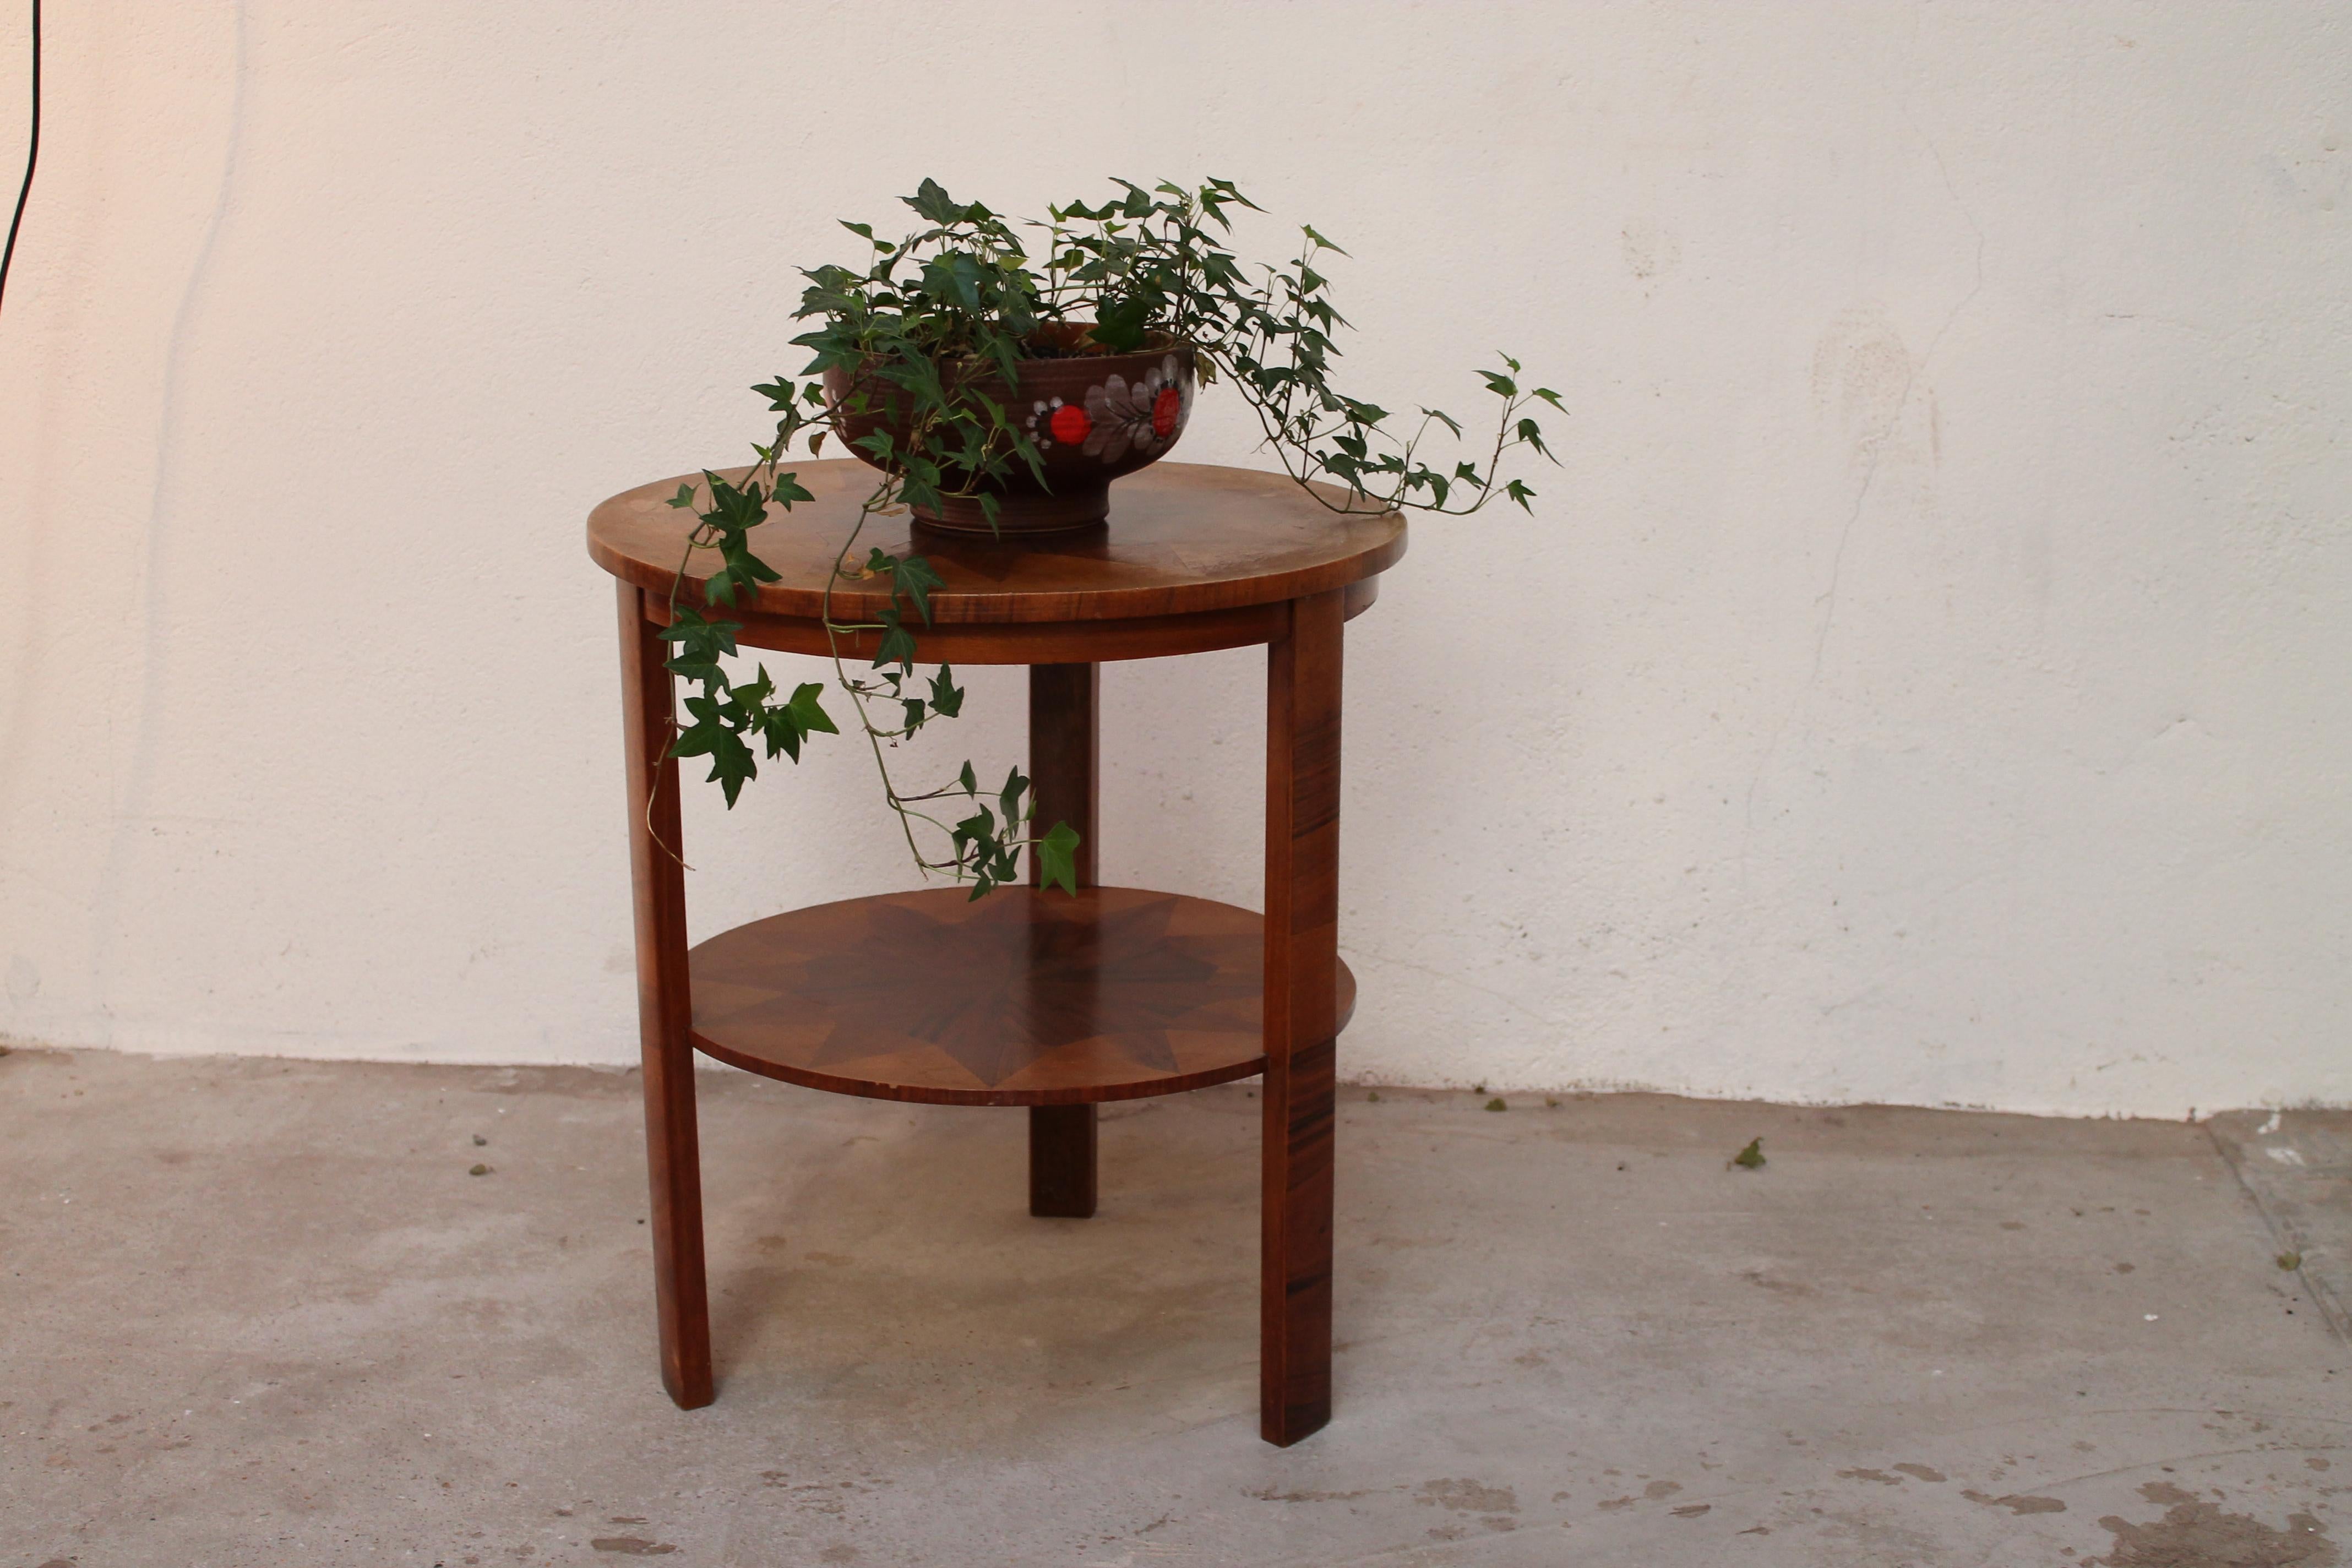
[3,3,2346,1116]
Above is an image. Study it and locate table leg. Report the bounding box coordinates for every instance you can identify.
[1027,662,1100,1218]
[1261,589,1343,1446]
[617,582,715,1408]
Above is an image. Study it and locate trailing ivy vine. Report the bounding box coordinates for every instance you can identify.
[657,177,1560,898]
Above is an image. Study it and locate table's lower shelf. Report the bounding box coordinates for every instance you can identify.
[687,885,1357,1106]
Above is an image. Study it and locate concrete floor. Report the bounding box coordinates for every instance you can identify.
[3,1048,2346,1568]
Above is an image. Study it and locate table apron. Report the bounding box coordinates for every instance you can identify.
[637,578,1380,665]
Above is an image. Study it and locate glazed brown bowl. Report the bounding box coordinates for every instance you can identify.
[823,323,1197,535]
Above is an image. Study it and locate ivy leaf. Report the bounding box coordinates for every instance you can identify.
[908,177,962,224]
[761,704,803,763]
[951,804,996,865]
[901,698,927,730]
[1093,295,1151,352]
[787,682,837,736]
[733,664,775,709]
[1035,820,1081,896]
[873,609,918,672]
[1205,176,1260,214]
[666,482,699,510]
[959,760,977,794]
[658,607,739,662]
[927,664,963,719]
[705,728,758,807]
[1300,222,1348,256]
[999,765,1030,827]
[891,554,946,625]
[669,720,722,759]
[701,471,769,532]
[722,535,782,585]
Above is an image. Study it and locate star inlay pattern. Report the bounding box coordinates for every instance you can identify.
[688,886,1355,1105]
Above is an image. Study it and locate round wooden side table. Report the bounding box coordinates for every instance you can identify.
[587,459,1406,1446]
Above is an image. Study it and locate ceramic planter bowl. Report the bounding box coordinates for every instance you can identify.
[824,324,1197,535]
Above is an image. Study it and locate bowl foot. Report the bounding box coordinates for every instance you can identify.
[913,481,1110,536]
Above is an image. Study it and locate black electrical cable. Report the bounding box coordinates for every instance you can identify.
[0,0,40,318]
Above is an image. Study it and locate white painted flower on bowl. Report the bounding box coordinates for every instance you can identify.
[1078,355,1191,463]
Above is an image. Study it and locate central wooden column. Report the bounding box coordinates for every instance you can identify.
[1027,662,1101,1218]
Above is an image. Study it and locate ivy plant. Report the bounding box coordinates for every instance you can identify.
[658,177,1560,897]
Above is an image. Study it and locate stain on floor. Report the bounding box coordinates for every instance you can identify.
[1963,1487,2070,1515]
[1416,1478,1518,1513]
[2087,1481,2338,1567]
